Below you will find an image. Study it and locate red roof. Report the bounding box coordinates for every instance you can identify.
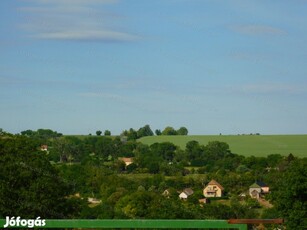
[119,157,133,163]
[207,179,224,190]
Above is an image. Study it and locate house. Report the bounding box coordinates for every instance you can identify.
[162,189,170,197]
[179,188,194,200]
[249,181,269,199]
[40,145,48,151]
[118,157,134,166]
[198,198,210,204]
[203,179,224,198]
[87,197,102,204]
[256,181,269,194]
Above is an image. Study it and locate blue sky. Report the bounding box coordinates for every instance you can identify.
[1,0,307,135]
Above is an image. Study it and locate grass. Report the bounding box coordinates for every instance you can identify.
[139,135,307,157]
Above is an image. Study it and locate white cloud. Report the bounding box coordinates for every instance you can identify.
[18,0,140,42]
[34,29,139,42]
[231,25,287,36]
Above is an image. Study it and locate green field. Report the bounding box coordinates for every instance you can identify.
[139,135,307,157]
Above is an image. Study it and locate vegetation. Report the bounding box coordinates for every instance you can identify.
[0,127,306,229]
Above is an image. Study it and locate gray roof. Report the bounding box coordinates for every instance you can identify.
[183,188,194,196]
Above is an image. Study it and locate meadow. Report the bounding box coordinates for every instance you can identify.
[139,135,307,157]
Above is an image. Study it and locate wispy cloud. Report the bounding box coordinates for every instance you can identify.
[231,25,287,36]
[18,0,140,42]
[239,83,307,94]
[80,92,127,102]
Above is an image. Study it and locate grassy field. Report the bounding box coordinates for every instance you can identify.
[139,135,307,157]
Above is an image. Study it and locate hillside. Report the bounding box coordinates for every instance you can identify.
[139,135,307,157]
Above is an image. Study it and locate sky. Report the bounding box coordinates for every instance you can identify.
[1,0,307,135]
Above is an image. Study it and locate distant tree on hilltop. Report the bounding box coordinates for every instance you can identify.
[177,127,188,135]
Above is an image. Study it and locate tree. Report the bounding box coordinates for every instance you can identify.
[177,127,188,135]
[115,191,157,218]
[20,129,62,139]
[125,128,138,141]
[0,136,81,218]
[137,125,154,138]
[96,130,102,136]
[150,142,177,162]
[271,159,307,229]
[185,141,205,166]
[0,129,12,137]
[205,141,231,160]
[155,129,162,135]
[161,126,177,135]
[104,130,111,136]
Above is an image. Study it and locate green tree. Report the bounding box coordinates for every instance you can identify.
[115,191,157,218]
[186,141,205,166]
[177,127,188,135]
[0,136,80,218]
[104,130,111,136]
[205,141,231,161]
[96,130,102,136]
[271,159,307,229]
[162,126,177,135]
[150,142,177,162]
[127,128,138,140]
[155,129,162,135]
[137,125,154,138]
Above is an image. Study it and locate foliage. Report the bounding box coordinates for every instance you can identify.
[155,129,162,135]
[0,136,81,218]
[161,126,177,135]
[96,130,102,136]
[104,130,111,136]
[177,127,188,135]
[271,159,307,229]
[20,129,62,140]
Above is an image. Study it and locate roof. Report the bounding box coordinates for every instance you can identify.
[249,183,261,188]
[183,188,194,196]
[118,157,133,163]
[207,179,224,190]
[255,181,268,187]
[250,181,268,188]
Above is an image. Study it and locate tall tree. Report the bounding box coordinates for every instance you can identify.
[137,125,154,138]
[271,159,307,229]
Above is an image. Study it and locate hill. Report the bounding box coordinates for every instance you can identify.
[139,135,307,157]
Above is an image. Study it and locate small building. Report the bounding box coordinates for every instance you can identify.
[199,198,210,204]
[87,197,102,204]
[40,145,48,151]
[118,157,134,166]
[249,181,269,199]
[179,188,194,200]
[162,189,171,197]
[256,181,269,194]
[203,179,224,198]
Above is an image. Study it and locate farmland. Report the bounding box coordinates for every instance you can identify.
[139,135,307,157]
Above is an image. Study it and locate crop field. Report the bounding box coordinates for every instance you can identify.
[139,135,307,157]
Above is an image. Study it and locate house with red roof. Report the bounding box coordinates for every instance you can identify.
[203,179,224,198]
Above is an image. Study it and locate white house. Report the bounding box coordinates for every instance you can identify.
[179,188,194,200]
